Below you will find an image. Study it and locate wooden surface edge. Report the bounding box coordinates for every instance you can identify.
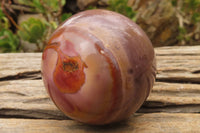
[0,113,200,133]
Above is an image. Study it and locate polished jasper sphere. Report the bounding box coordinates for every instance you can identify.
[41,9,156,125]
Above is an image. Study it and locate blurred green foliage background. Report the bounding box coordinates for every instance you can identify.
[0,0,200,52]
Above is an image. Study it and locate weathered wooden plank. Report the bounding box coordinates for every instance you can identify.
[0,53,41,78]
[0,46,200,119]
[0,46,199,131]
[0,113,200,133]
[156,55,200,83]
[0,79,66,119]
[148,82,200,105]
[155,46,200,55]
[0,46,200,83]
[155,46,200,83]
[1,79,200,119]
[141,82,200,113]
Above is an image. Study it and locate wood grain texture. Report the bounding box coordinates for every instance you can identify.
[1,79,200,119]
[0,46,200,132]
[0,79,66,119]
[1,113,200,133]
[0,46,200,81]
[0,53,41,78]
[155,46,200,83]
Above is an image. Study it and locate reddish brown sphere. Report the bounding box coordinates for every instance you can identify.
[41,9,156,125]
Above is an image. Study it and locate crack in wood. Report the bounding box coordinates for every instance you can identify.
[156,54,200,56]
[0,91,27,96]
[192,70,200,74]
[0,108,69,120]
[0,71,41,81]
[0,115,41,119]
[23,97,50,103]
[156,79,200,84]
[1,104,200,120]
[0,70,199,85]
[139,104,200,113]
